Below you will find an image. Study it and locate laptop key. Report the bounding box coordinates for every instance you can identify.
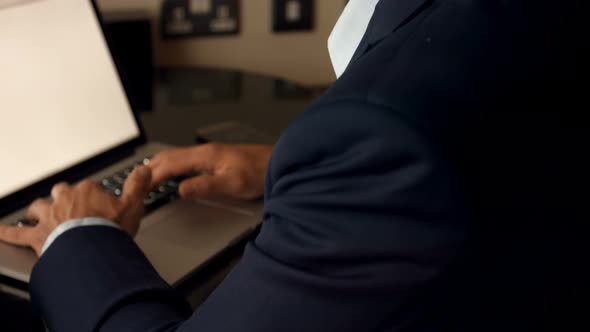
[112,175,125,185]
[12,218,38,228]
[101,178,117,189]
[166,180,179,189]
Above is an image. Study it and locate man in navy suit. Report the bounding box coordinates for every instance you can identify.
[0,0,586,331]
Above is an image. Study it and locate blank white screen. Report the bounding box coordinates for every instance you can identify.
[0,0,140,199]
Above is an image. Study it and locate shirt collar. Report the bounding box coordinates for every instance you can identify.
[328,0,380,78]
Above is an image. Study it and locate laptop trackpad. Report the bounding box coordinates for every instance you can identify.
[135,200,259,285]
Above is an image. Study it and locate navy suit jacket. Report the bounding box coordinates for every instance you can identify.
[30,0,587,331]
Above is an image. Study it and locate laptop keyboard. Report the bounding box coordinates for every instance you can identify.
[10,156,192,227]
[100,156,182,212]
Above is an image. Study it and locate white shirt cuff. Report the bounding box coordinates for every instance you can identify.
[41,217,121,255]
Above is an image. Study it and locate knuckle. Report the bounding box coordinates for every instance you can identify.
[51,182,69,197]
[77,179,96,190]
[151,152,164,162]
[77,180,91,188]
[29,198,47,211]
[157,153,176,168]
[153,151,171,163]
[31,198,46,207]
[205,142,220,150]
[163,148,187,159]
[201,143,221,155]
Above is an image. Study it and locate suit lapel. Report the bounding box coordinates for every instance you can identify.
[349,0,431,64]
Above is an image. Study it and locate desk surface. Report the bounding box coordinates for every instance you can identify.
[141,67,325,146]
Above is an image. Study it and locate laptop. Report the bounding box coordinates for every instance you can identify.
[0,0,262,286]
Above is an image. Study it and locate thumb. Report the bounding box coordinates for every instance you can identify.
[178,175,228,200]
[122,166,152,204]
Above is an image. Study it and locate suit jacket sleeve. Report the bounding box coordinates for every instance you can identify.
[30,100,471,332]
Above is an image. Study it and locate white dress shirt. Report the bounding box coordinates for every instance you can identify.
[41,217,121,254]
[328,0,380,78]
[41,0,381,255]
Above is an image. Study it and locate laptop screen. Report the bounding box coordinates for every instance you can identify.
[0,0,140,200]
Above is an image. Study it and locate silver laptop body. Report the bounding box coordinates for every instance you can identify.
[0,0,261,286]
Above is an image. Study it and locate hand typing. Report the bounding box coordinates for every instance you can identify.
[149,143,273,201]
[0,166,152,256]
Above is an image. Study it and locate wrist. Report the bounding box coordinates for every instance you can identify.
[41,218,121,256]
